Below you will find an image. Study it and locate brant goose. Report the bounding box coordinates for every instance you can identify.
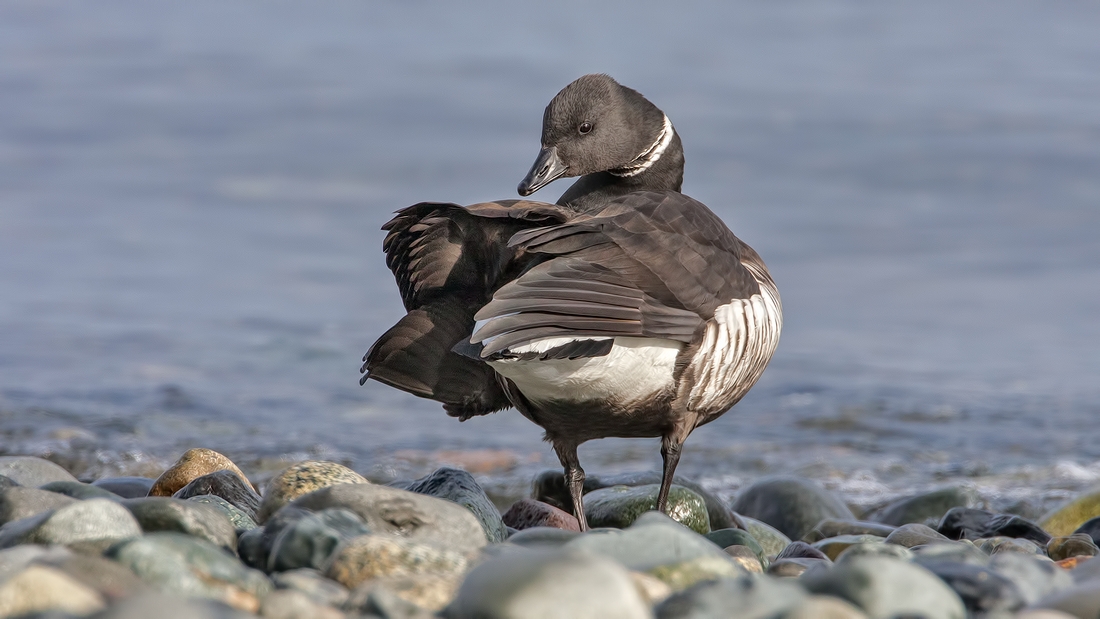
[363,74,782,530]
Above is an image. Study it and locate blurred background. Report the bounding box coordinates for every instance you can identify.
[1,0,1098,514]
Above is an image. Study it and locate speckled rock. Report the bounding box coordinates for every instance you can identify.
[268,508,370,572]
[347,572,462,613]
[108,532,272,612]
[257,461,367,523]
[325,534,468,589]
[532,469,740,530]
[0,456,79,487]
[506,526,581,548]
[990,552,1073,605]
[272,568,349,608]
[92,476,156,499]
[706,528,767,567]
[813,535,887,561]
[173,470,261,521]
[731,476,854,541]
[39,480,122,501]
[1042,487,1100,537]
[865,486,981,526]
[566,511,744,590]
[187,494,258,533]
[801,555,966,619]
[938,507,1051,545]
[655,574,807,619]
[584,484,710,534]
[259,588,344,619]
[836,541,913,562]
[0,564,106,616]
[920,560,1026,614]
[803,519,895,543]
[1049,534,1100,561]
[778,595,870,619]
[288,483,488,554]
[980,536,1045,556]
[502,499,579,532]
[0,498,142,551]
[445,547,651,619]
[885,522,951,547]
[0,486,77,525]
[741,515,792,557]
[404,467,506,543]
[122,496,238,552]
[149,448,252,498]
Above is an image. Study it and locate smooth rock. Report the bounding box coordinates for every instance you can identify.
[885,523,951,547]
[149,448,252,498]
[35,552,148,603]
[584,484,710,534]
[288,483,488,554]
[506,526,581,548]
[0,457,78,487]
[268,508,370,572]
[655,574,807,619]
[238,525,267,571]
[566,511,744,590]
[0,476,16,489]
[812,535,887,561]
[1016,611,1080,619]
[38,480,122,501]
[980,536,1045,556]
[1033,580,1100,619]
[1060,556,1092,570]
[990,552,1074,605]
[1042,488,1100,537]
[778,595,870,619]
[630,570,673,605]
[938,507,1052,544]
[1073,516,1100,547]
[108,532,272,612]
[865,486,981,526]
[768,557,829,577]
[0,486,77,525]
[259,588,344,619]
[802,555,967,619]
[257,461,367,523]
[0,564,106,616]
[350,586,435,619]
[836,540,913,562]
[186,494,258,533]
[501,499,579,532]
[731,476,853,541]
[723,545,764,572]
[920,560,1026,614]
[803,519,895,543]
[93,591,258,619]
[445,547,651,619]
[912,541,990,566]
[741,515,792,557]
[173,470,261,520]
[122,496,237,552]
[1049,534,1100,561]
[346,572,462,613]
[92,476,156,499]
[404,467,507,543]
[0,545,73,582]
[705,528,767,567]
[0,498,142,551]
[325,534,468,589]
[271,568,349,608]
[776,540,830,561]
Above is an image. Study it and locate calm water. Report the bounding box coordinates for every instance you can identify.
[2,1,1099,514]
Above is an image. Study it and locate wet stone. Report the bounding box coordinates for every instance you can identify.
[705,528,767,567]
[885,522,951,547]
[813,535,886,561]
[937,507,1052,545]
[584,484,710,534]
[989,552,1074,605]
[268,508,370,573]
[768,557,830,577]
[723,545,765,573]
[94,590,259,619]
[325,534,468,590]
[173,470,261,521]
[92,476,156,499]
[865,486,981,527]
[920,560,1026,615]
[779,595,871,619]
[346,572,462,613]
[801,555,967,619]
[1032,580,1100,618]
[0,486,77,526]
[149,448,253,498]
[741,515,792,557]
[630,570,673,606]
[0,476,16,489]
[446,547,651,619]
[506,526,581,548]
[0,545,73,583]
[257,461,367,524]
[404,467,507,543]
[259,588,344,619]
[979,536,1045,556]
[1041,487,1100,537]
[731,476,854,541]
[836,540,913,562]
[122,496,238,552]
[35,552,148,604]
[271,568,350,608]
[186,494,258,533]
[776,540,830,561]
[803,519,895,543]
[38,480,122,501]
[0,497,142,551]
[655,574,807,619]
[501,499,579,532]
[0,456,79,487]
[237,524,267,571]
[1048,534,1100,561]
[912,541,990,567]
[0,564,106,617]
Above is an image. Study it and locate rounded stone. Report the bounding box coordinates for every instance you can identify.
[723,545,765,573]
[38,480,123,501]
[731,476,854,541]
[173,470,261,520]
[1074,516,1100,547]
[780,595,870,619]
[767,557,829,577]
[937,507,1051,545]
[268,508,370,573]
[271,568,350,608]
[0,456,79,487]
[812,535,887,561]
[1041,487,1100,537]
[346,572,463,613]
[92,476,156,499]
[257,461,367,524]
[502,499,580,532]
[1033,580,1100,618]
[989,552,1074,605]
[912,541,990,566]
[403,467,507,543]
[186,494,258,533]
[507,526,581,548]
[33,552,149,603]
[864,486,981,526]
[776,540,830,561]
[91,591,259,619]
[446,547,651,619]
[122,496,238,552]
[920,560,1026,614]
[583,484,710,534]
[705,528,767,567]
[0,497,142,551]
[1048,534,1100,561]
[258,588,344,619]
[0,564,106,617]
[885,522,951,547]
[979,536,1045,556]
[801,555,966,619]
[741,515,792,557]
[325,534,468,589]
[836,541,913,562]
[0,486,78,526]
[803,519,896,543]
[287,483,488,554]
[149,448,253,498]
[655,574,807,619]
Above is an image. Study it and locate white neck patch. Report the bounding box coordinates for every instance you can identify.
[609,114,675,178]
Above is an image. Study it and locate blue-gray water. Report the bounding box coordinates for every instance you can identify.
[2,1,1098,513]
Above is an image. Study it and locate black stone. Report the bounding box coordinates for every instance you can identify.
[1074,516,1100,547]
[937,508,1051,545]
[404,467,506,543]
[173,470,260,520]
[921,561,1027,614]
[92,476,155,499]
[732,477,853,541]
[267,508,370,572]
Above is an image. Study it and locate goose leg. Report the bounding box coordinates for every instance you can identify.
[656,436,683,513]
[554,442,589,531]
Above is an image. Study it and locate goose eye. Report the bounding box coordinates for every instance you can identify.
[578,121,593,135]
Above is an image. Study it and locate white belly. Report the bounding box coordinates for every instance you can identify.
[487,336,682,406]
